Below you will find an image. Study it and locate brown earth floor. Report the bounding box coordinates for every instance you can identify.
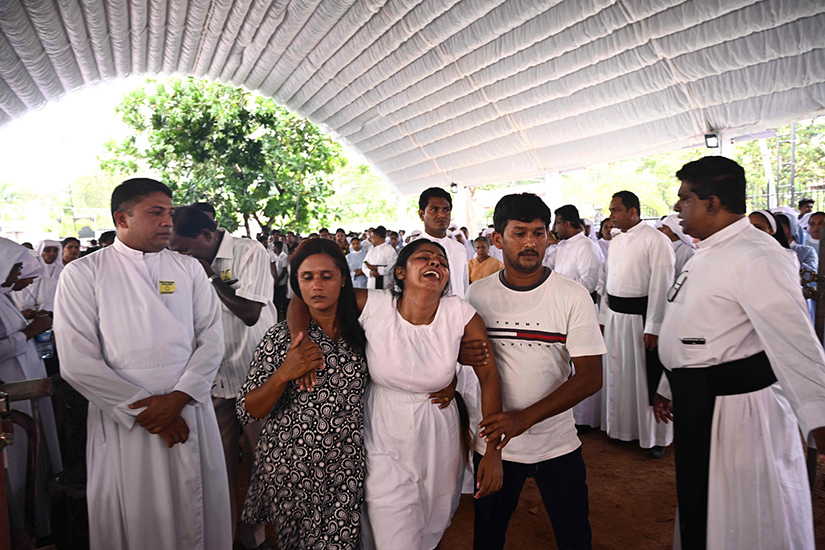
[242,429,825,549]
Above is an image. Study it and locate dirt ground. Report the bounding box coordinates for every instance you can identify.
[246,429,825,549]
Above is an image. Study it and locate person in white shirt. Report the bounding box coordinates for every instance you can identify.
[553,205,603,298]
[11,255,59,314]
[272,240,290,317]
[413,188,470,298]
[53,178,231,550]
[658,214,696,276]
[597,219,613,260]
[462,193,605,550]
[413,187,475,490]
[169,205,277,550]
[362,226,396,289]
[1,238,62,537]
[805,211,825,249]
[599,191,675,458]
[35,239,63,279]
[654,156,825,550]
[553,204,604,432]
[346,236,368,288]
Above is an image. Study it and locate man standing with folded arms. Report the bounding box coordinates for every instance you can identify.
[54,178,231,550]
[655,156,825,550]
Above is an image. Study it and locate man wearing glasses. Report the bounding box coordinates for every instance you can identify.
[599,190,675,459]
[654,156,825,550]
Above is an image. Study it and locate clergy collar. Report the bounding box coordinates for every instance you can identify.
[213,229,233,261]
[112,236,162,258]
[695,217,750,250]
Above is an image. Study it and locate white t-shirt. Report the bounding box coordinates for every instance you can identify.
[465,269,607,463]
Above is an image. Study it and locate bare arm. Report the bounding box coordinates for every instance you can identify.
[286,288,368,390]
[244,332,323,418]
[464,313,503,499]
[199,258,262,327]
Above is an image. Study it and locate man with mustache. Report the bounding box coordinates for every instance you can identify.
[599,190,675,458]
[54,178,231,550]
[464,193,605,549]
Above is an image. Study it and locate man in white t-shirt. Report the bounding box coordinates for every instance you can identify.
[463,193,605,550]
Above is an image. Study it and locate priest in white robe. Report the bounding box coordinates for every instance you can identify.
[599,191,675,457]
[655,157,825,550]
[53,178,232,550]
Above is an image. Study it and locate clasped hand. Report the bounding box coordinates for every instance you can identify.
[284,332,324,390]
[130,391,191,447]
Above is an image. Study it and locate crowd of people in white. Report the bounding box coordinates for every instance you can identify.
[3,155,825,550]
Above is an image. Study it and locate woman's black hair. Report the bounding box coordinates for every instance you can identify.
[752,211,790,249]
[772,213,793,248]
[389,239,452,298]
[289,239,366,352]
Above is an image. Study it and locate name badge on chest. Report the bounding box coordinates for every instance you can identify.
[220,268,232,282]
[159,281,176,294]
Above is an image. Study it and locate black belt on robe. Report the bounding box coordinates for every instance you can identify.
[606,294,663,406]
[666,352,776,550]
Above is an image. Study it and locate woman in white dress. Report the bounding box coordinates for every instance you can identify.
[290,238,504,550]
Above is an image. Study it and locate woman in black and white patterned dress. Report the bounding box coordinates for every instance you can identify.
[237,239,368,550]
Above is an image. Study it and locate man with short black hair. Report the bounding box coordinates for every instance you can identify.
[798,197,815,218]
[54,178,231,550]
[192,201,217,221]
[415,187,469,298]
[362,225,395,289]
[600,190,674,458]
[654,156,825,550]
[169,205,277,550]
[464,193,604,550]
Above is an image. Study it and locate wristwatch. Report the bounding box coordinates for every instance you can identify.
[208,274,221,284]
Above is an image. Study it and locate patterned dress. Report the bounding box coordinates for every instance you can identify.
[237,321,368,550]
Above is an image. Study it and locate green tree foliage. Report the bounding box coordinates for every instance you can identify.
[328,163,398,230]
[99,77,346,234]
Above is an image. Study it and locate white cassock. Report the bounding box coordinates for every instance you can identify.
[0,239,62,536]
[53,238,231,550]
[362,242,397,289]
[599,222,674,448]
[658,218,825,550]
[555,231,604,428]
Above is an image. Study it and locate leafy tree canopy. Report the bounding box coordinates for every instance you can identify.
[99,77,346,234]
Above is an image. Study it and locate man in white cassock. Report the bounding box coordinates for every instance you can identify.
[553,204,604,430]
[599,190,674,458]
[53,178,232,550]
[654,157,825,550]
[170,205,277,550]
[361,225,396,290]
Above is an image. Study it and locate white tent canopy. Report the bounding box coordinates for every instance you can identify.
[1,0,823,196]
